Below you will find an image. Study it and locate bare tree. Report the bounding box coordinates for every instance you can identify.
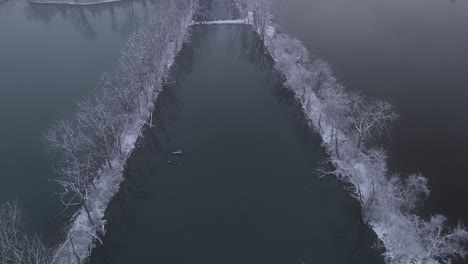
[101,72,138,116]
[0,201,51,264]
[310,59,334,94]
[76,95,124,169]
[44,1,201,262]
[317,84,351,158]
[388,174,430,213]
[348,93,398,149]
[418,215,468,263]
[45,119,99,223]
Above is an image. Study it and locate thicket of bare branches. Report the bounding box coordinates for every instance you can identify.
[44,0,198,219]
[238,0,468,263]
[0,201,51,264]
[43,0,199,263]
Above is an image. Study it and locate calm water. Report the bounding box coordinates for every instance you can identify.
[0,0,151,239]
[91,24,381,264]
[272,0,468,223]
[7,0,463,261]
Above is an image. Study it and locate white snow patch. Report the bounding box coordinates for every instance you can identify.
[234,2,466,264]
[28,0,120,5]
[51,7,196,264]
[191,19,249,25]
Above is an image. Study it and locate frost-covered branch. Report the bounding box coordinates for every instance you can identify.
[0,201,52,264]
[235,0,468,263]
[348,93,398,149]
[44,0,200,263]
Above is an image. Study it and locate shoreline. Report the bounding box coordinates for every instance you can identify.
[50,3,198,263]
[27,0,120,6]
[234,1,468,263]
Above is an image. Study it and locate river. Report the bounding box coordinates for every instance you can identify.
[6,0,458,262]
[272,0,468,224]
[90,23,381,264]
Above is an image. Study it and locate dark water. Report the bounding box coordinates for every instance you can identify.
[272,0,468,224]
[196,0,240,21]
[91,25,381,264]
[0,0,151,239]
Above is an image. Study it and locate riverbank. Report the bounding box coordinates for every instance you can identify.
[191,19,248,25]
[234,1,468,263]
[28,0,119,6]
[89,23,380,264]
[50,2,198,263]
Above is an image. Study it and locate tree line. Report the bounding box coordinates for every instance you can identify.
[1,0,199,263]
[240,0,468,263]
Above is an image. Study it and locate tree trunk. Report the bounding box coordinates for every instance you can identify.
[357,135,363,149]
[357,184,363,204]
[82,200,94,226]
[136,96,142,114]
[118,136,122,154]
[306,93,312,112]
[107,159,113,170]
[70,237,81,263]
[330,126,334,145]
[335,129,340,160]
[302,86,307,104]
[318,114,324,133]
[150,112,153,128]
[313,72,322,93]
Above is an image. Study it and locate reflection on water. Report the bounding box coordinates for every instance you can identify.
[196,0,240,21]
[90,25,382,264]
[272,0,468,225]
[24,0,152,39]
[0,0,154,242]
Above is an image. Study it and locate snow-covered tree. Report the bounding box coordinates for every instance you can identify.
[76,95,125,168]
[389,174,430,213]
[309,59,332,93]
[101,72,138,116]
[348,93,398,149]
[45,119,99,224]
[250,0,271,39]
[0,201,51,264]
[46,1,200,263]
[417,215,468,263]
[237,1,468,263]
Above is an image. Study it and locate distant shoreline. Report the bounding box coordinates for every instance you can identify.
[28,0,120,6]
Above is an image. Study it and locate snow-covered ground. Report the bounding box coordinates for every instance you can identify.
[48,1,466,263]
[28,0,119,5]
[50,7,197,264]
[234,1,467,263]
[191,19,248,25]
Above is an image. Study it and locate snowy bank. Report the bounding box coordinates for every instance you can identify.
[28,0,120,6]
[191,19,248,25]
[234,1,468,263]
[48,2,198,263]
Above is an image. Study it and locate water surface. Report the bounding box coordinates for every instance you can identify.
[0,0,151,238]
[272,0,468,223]
[91,24,381,264]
